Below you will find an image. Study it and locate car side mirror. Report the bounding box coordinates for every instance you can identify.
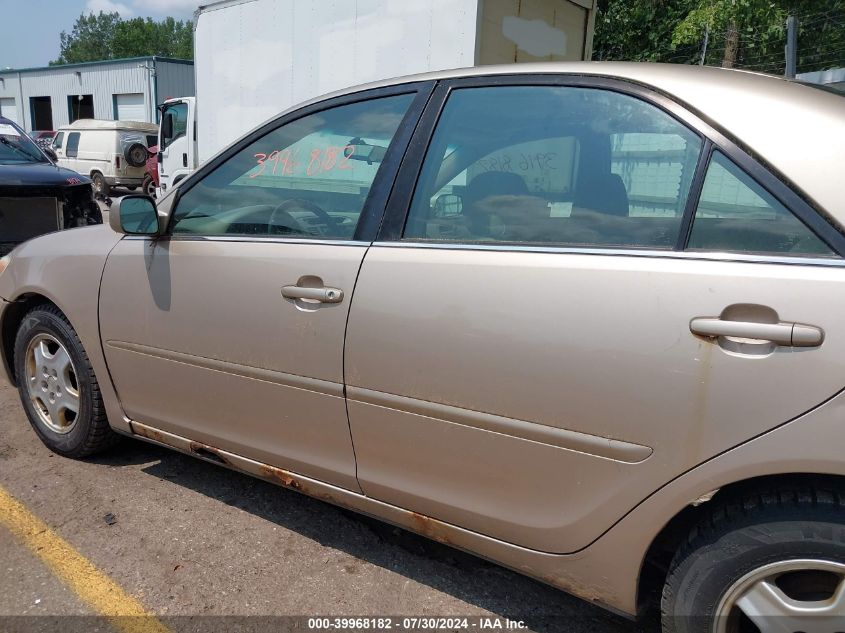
[43,147,58,162]
[110,195,160,236]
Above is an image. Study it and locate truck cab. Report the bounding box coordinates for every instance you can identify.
[157,97,196,196]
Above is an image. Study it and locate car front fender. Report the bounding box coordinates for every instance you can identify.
[0,224,131,432]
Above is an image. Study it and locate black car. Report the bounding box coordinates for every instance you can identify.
[0,117,101,256]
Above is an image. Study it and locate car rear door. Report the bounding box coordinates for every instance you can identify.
[343,76,845,553]
[99,83,431,491]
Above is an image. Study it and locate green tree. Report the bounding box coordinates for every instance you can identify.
[53,11,122,64]
[594,0,700,63]
[594,0,845,74]
[672,1,787,68]
[52,11,193,65]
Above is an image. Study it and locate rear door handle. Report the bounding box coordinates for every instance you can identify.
[690,317,824,347]
[281,285,344,304]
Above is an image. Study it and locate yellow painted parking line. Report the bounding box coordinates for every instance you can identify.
[0,484,172,633]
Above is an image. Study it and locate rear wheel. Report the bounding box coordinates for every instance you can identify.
[91,171,109,197]
[13,305,119,457]
[661,487,845,633]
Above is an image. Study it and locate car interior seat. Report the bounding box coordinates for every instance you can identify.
[463,171,531,237]
[572,172,630,218]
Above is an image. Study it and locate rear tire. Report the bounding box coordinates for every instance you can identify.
[13,305,119,458]
[142,174,156,198]
[661,486,845,633]
[91,171,109,197]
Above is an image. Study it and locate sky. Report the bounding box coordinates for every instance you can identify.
[0,0,201,69]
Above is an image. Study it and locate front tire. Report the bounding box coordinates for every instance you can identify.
[662,486,845,633]
[91,171,109,197]
[14,305,119,458]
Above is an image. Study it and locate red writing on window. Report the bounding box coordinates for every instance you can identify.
[251,145,355,179]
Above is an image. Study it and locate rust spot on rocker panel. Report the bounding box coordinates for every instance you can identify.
[132,425,166,444]
[188,441,231,466]
[132,426,461,555]
[259,464,312,494]
[537,571,612,607]
[409,511,451,545]
[256,464,345,506]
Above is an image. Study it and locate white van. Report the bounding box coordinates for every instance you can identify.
[53,119,158,196]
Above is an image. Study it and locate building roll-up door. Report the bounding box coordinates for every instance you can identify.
[114,93,146,121]
[0,98,19,124]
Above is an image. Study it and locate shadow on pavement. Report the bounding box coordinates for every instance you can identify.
[88,438,654,633]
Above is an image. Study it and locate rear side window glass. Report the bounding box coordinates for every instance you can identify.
[687,152,834,256]
[403,86,702,249]
[53,132,64,149]
[65,132,80,158]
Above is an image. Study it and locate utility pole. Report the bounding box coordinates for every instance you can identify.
[785,15,798,78]
[700,24,710,65]
[722,21,739,68]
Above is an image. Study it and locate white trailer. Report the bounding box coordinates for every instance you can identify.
[158,0,598,194]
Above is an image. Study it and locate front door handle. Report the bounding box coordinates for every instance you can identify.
[690,317,824,347]
[281,285,344,304]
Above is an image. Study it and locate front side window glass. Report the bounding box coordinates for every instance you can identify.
[170,93,413,239]
[0,121,46,164]
[161,102,188,149]
[53,132,64,149]
[688,152,834,256]
[404,86,702,248]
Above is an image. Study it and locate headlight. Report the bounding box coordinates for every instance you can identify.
[0,255,9,276]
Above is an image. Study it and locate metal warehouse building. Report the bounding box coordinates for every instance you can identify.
[0,56,194,132]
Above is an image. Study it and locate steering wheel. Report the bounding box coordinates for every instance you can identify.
[268,198,335,236]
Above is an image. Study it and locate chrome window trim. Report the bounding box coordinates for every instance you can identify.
[124,235,369,247]
[372,241,845,268]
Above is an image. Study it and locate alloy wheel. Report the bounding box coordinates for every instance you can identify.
[24,333,80,434]
[715,559,845,633]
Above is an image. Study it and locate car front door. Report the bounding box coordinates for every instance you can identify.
[99,85,428,491]
[344,78,845,552]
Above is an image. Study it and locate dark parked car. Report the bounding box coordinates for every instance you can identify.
[0,117,101,256]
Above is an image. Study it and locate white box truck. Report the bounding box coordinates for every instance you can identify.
[157,0,598,194]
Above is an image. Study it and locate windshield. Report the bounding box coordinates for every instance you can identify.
[0,120,48,164]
